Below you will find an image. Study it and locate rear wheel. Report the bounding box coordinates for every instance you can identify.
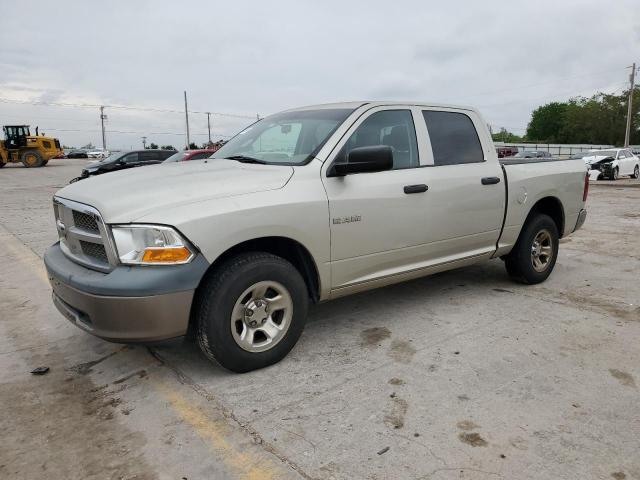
[195,252,309,372]
[633,165,639,179]
[0,161,5,168]
[42,160,49,166]
[505,214,559,284]
[21,150,44,168]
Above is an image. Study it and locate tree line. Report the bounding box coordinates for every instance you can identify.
[493,87,640,145]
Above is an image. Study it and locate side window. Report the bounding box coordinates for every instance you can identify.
[618,150,627,159]
[190,152,211,160]
[122,152,139,163]
[338,110,419,169]
[422,110,484,165]
[140,151,159,162]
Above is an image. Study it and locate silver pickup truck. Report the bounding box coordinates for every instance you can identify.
[45,101,589,372]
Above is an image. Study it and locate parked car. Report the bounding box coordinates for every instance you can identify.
[86,150,109,159]
[70,149,176,182]
[45,101,588,372]
[512,150,554,159]
[582,148,640,180]
[163,149,214,163]
[66,150,89,159]
[496,146,519,158]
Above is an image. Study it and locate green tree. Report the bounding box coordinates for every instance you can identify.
[188,142,198,150]
[148,142,158,149]
[526,102,568,142]
[525,87,640,145]
[491,128,523,143]
[161,145,175,150]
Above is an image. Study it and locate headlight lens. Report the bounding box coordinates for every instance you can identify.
[111,225,194,265]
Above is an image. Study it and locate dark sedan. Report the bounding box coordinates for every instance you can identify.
[66,150,88,159]
[70,149,176,182]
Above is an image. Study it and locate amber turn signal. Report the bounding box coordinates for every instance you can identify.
[141,246,192,263]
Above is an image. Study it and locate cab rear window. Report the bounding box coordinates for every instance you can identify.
[422,111,484,166]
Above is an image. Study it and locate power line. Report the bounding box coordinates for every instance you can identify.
[0,97,256,119]
[41,127,232,138]
[458,66,628,101]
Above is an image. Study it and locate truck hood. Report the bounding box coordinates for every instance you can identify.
[56,159,294,223]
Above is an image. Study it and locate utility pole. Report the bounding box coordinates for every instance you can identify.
[100,106,107,151]
[206,112,212,143]
[141,136,147,149]
[184,91,191,149]
[624,62,636,148]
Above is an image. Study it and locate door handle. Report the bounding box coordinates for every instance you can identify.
[404,184,428,194]
[481,177,501,185]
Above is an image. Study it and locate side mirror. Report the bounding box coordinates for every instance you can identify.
[328,145,393,177]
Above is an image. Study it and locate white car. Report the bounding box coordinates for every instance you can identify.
[582,148,640,180]
[86,150,109,159]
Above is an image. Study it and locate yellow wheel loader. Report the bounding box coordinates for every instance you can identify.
[0,125,64,168]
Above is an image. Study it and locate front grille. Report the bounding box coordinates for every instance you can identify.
[54,197,113,272]
[72,210,99,233]
[80,241,108,263]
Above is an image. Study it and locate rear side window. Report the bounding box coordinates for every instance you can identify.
[140,151,160,161]
[189,152,211,160]
[422,111,484,165]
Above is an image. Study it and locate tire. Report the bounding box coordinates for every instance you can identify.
[195,252,309,373]
[0,161,5,168]
[21,150,44,168]
[633,165,639,179]
[610,167,619,181]
[504,213,559,285]
[42,160,48,166]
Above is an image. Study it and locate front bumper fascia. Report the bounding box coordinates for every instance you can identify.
[44,242,209,343]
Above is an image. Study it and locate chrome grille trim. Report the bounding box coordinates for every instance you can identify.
[53,197,117,272]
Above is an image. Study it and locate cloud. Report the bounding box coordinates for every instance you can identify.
[1,0,639,147]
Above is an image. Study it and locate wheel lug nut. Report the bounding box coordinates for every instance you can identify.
[246,310,253,317]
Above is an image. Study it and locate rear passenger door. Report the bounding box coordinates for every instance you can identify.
[416,108,505,260]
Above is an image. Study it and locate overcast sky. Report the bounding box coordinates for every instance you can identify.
[2,0,639,149]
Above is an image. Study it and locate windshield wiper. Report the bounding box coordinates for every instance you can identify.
[225,155,268,164]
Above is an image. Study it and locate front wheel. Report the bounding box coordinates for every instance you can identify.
[195,252,309,373]
[633,165,639,179]
[611,167,619,180]
[21,150,44,168]
[505,214,559,284]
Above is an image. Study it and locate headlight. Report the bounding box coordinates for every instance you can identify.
[111,225,194,265]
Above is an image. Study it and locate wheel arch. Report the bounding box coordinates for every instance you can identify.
[196,236,321,303]
[524,196,565,238]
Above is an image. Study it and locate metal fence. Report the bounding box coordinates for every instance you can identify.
[493,142,621,158]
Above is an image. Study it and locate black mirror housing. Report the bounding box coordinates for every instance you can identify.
[329,145,393,177]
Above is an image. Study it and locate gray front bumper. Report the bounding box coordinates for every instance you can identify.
[44,243,209,342]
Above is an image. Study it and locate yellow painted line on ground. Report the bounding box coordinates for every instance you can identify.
[153,380,281,480]
[1,228,50,285]
[2,226,286,479]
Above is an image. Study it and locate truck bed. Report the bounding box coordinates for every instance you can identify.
[499,157,575,166]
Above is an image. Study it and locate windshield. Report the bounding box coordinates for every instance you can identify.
[211,108,355,165]
[163,151,189,163]
[99,151,128,163]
